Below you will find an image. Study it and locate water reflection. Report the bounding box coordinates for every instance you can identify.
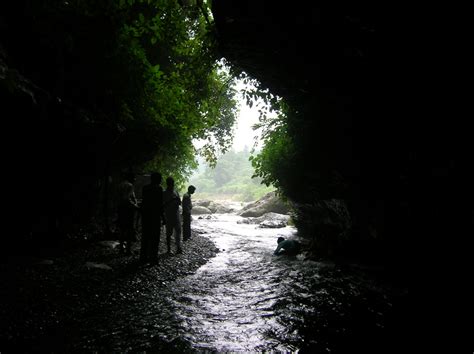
[77,213,402,352]
[163,214,398,352]
[169,214,298,351]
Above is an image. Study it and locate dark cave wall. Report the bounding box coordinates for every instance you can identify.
[0,2,162,249]
[212,1,412,262]
[2,67,104,247]
[1,53,132,251]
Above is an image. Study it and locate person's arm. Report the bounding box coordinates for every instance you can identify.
[160,198,166,224]
[127,184,139,209]
[274,243,283,255]
[140,187,147,212]
[182,195,191,214]
[159,190,166,224]
[176,191,181,205]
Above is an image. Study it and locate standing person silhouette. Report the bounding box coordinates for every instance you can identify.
[140,172,165,263]
[163,176,182,254]
[182,185,196,241]
[117,171,139,255]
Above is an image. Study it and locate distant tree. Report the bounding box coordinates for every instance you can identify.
[189,148,273,201]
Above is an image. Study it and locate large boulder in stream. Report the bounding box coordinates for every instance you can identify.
[212,203,234,214]
[191,206,213,215]
[193,200,234,214]
[239,191,291,217]
[238,212,290,228]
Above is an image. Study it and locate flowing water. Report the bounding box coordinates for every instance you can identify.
[77,212,404,352]
[156,213,400,352]
[171,214,299,352]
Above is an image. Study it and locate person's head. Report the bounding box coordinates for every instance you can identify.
[277,237,285,244]
[188,185,196,194]
[150,172,162,185]
[166,176,175,189]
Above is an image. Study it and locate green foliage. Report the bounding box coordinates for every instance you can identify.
[246,91,301,198]
[235,71,332,205]
[112,0,238,172]
[188,149,274,201]
[2,0,238,179]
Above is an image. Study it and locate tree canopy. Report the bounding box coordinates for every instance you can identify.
[1,0,238,181]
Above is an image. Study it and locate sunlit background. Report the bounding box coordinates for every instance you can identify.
[189,78,276,201]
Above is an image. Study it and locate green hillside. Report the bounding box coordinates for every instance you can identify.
[187,148,274,202]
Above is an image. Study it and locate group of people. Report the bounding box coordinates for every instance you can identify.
[117,171,301,260]
[116,171,196,263]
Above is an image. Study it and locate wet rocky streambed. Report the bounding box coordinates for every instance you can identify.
[0,212,407,352]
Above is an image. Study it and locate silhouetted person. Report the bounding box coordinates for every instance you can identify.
[163,176,182,254]
[274,237,301,256]
[117,172,139,255]
[182,185,196,241]
[140,172,165,263]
